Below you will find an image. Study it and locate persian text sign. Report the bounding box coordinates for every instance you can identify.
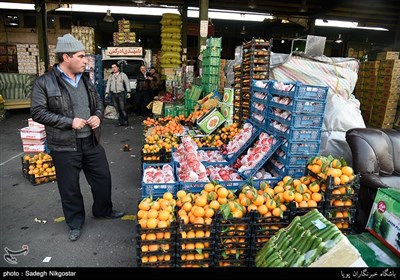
[105,47,143,57]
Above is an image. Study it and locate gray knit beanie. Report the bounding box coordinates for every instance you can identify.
[55,34,85,53]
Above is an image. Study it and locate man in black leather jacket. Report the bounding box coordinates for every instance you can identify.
[30,34,124,242]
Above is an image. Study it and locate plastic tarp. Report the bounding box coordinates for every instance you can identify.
[270,52,365,163]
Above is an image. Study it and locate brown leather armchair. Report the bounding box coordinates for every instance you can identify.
[345,127,400,233]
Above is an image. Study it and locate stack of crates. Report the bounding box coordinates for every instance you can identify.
[322,174,361,235]
[370,56,400,128]
[202,37,222,94]
[176,220,215,267]
[355,61,380,124]
[136,222,176,267]
[213,214,253,267]
[262,80,329,178]
[249,212,290,267]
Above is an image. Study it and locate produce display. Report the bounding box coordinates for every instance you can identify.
[255,209,344,267]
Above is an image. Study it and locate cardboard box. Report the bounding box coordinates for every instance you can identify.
[197,108,225,134]
[20,127,46,140]
[379,59,400,69]
[360,61,380,69]
[23,144,46,153]
[377,75,400,85]
[377,51,400,60]
[220,102,234,122]
[366,188,400,257]
[28,118,45,129]
[222,88,234,104]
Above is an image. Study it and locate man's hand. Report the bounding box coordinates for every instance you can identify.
[86,115,101,129]
[127,92,131,99]
[72,118,87,130]
[105,92,109,99]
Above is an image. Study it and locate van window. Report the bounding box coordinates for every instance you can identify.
[102,59,145,80]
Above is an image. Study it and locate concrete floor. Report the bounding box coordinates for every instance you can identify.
[0,109,144,267]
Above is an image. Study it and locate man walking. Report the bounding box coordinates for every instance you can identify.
[30,34,124,242]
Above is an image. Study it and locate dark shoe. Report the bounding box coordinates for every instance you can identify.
[94,210,125,219]
[69,229,81,241]
[108,210,125,219]
[123,122,129,127]
[115,122,123,127]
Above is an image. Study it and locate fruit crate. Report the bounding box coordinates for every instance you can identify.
[141,150,166,164]
[268,80,329,101]
[251,178,282,189]
[274,150,313,167]
[136,222,177,267]
[136,250,176,267]
[250,211,290,252]
[288,199,325,222]
[176,220,215,267]
[268,111,324,129]
[213,247,252,267]
[223,119,260,163]
[323,208,356,224]
[176,245,214,268]
[269,125,323,142]
[236,134,283,180]
[141,162,178,198]
[269,97,326,115]
[281,140,321,155]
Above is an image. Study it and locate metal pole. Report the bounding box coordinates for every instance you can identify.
[198,0,209,70]
[35,0,49,73]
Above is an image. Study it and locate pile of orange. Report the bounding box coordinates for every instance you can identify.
[137,193,176,266]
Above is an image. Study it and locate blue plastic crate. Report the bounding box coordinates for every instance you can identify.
[141,163,178,198]
[268,80,329,101]
[178,181,209,193]
[269,98,326,115]
[238,135,283,180]
[268,111,324,129]
[224,119,261,163]
[251,95,268,106]
[281,140,321,155]
[250,106,267,119]
[275,152,313,167]
[197,147,228,166]
[268,162,306,179]
[251,178,281,189]
[297,84,329,100]
[249,115,267,130]
[251,79,270,92]
[269,126,322,141]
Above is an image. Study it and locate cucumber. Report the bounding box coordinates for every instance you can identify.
[300,209,322,227]
[297,234,317,255]
[292,254,305,267]
[306,235,323,252]
[262,251,281,267]
[276,236,291,252]
[322,230,344,254]
[286,248,302,267]
[318,224,338,241]
[291,229,311,249]
[303,241,325,266]
[287,222,304,236]
[256,244,276,265]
